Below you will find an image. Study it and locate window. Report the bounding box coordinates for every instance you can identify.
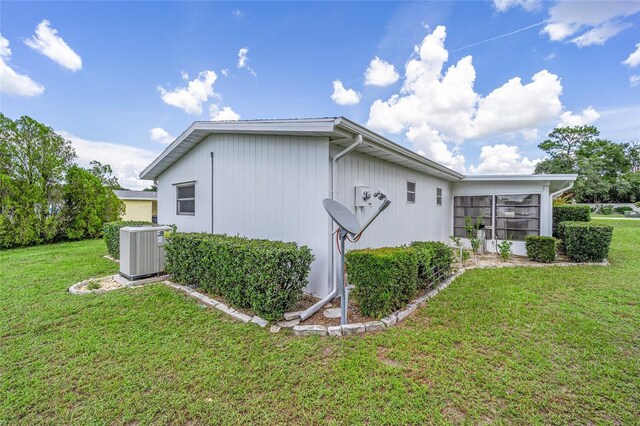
[176,183,195,215]
[436,187,442,205]
[407,181,416,204]
[494,194,540,240]
[454,196,492,239]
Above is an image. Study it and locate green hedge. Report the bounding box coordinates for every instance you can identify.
[165,233,314,320]
[410,241,454,289]
[552,205,591,237]
[103,221,152,259]
[525,236,556,263]
[346,247,418,319]
[560,222,613,262]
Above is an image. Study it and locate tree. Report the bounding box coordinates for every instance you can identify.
[627,139,640,173]
[143,185,157,192]
[61,166,124,240]
[89,160,123,189]
[0,114,76,247]
[535,125,636,203]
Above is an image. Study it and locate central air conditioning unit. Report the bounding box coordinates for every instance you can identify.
[119,225,172,280]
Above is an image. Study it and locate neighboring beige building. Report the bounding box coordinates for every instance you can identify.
[114,190,157,223]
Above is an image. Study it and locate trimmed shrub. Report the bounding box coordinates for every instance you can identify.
[598,205,614,215]
[346,247,418,319]
[165,233,314,320]
[552,205,591,237]
[103,221,152,259]
[409,241,454,289]
[525,236,556,263]
[614,206,633,214]
[560,222,613,262]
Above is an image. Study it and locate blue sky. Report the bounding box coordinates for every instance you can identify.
[1,1,639,188]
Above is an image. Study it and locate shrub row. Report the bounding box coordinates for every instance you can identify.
[103,221,153,259]
[525,236,556,263]
[345,242,454,318]
[165,233,314,320]
[559,222,613,262]
[552,205,591,237]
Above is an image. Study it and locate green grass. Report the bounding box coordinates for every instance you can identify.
[1,219,639,425]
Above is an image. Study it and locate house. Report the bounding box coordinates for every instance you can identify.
[139,117,576,298]
[114,190,158,223]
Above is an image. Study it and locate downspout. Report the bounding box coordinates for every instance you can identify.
[299,134,363,321]
[549,181,574,235]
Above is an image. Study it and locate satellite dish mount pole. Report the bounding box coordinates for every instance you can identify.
[337,227,349,326]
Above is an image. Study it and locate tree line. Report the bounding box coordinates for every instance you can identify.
[0,114,124,249]
[535,125,640,203]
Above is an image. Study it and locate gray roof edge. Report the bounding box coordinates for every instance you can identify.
[461,174,578,181]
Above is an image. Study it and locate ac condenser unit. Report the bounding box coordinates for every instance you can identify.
[119,225,172,280]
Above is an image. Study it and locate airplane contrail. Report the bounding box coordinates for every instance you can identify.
[450,21,545,53]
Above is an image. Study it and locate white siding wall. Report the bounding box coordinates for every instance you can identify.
[333,147,454,251]
[157,134,331,296]
[452,180,551,256]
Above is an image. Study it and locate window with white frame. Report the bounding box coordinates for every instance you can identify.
[494,194,540,240]
[176,183,195,215]
[407,180,416,204]
[436,187,442,205]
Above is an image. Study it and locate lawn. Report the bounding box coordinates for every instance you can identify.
[1,219,638,425]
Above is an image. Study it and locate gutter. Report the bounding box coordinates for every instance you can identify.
[550,181,574,199]
[299,134,363,321]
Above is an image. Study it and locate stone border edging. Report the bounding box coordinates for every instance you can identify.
[165,282,269,327]
[292,259,609,337]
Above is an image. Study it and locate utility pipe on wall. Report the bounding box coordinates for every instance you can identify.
[299,134,363,321]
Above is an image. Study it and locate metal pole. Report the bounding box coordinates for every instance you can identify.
[339,229,347,325]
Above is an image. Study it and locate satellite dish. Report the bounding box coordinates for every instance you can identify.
[322,199,361,236]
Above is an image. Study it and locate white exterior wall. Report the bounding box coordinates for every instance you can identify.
[452,180,551,256]
[156,134,331,296]
[333,147,454,251]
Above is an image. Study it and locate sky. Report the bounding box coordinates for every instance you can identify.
[1,1,639,189]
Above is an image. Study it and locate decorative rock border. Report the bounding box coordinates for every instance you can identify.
[291,259,610,337]
[165,282,269,327]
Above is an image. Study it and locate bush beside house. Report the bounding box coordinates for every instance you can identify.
[560,222,613,262]
[525,236,556,263]
[552,205,591,237]
[103,220,153,259]
[346,242,454,318]
[165,233,313,321]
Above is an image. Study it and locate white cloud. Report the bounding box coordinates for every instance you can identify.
[149,127,174,144]
[158,70,218,114]
[330,80,361,105]
[231,9,244,19]
[0,35,45,96]
[58,131,158,190]
[473,70,563,138]
[24,20,82,71]
[469,144,541,175]
[571,21,633,47]
[181,71,189,80]
[622,43,640,68]
[367,26,563,146]
[237,47,256,77]
[558,106,600,127]
[542,1,640,45]
[364,25,580,172]
[364,57,399,87]
[630,74,640,87]
[221,68,229,77]
[493,0,541,12]
[209,104,240,121]
[406,125,466,172]
[544,52,556,61]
